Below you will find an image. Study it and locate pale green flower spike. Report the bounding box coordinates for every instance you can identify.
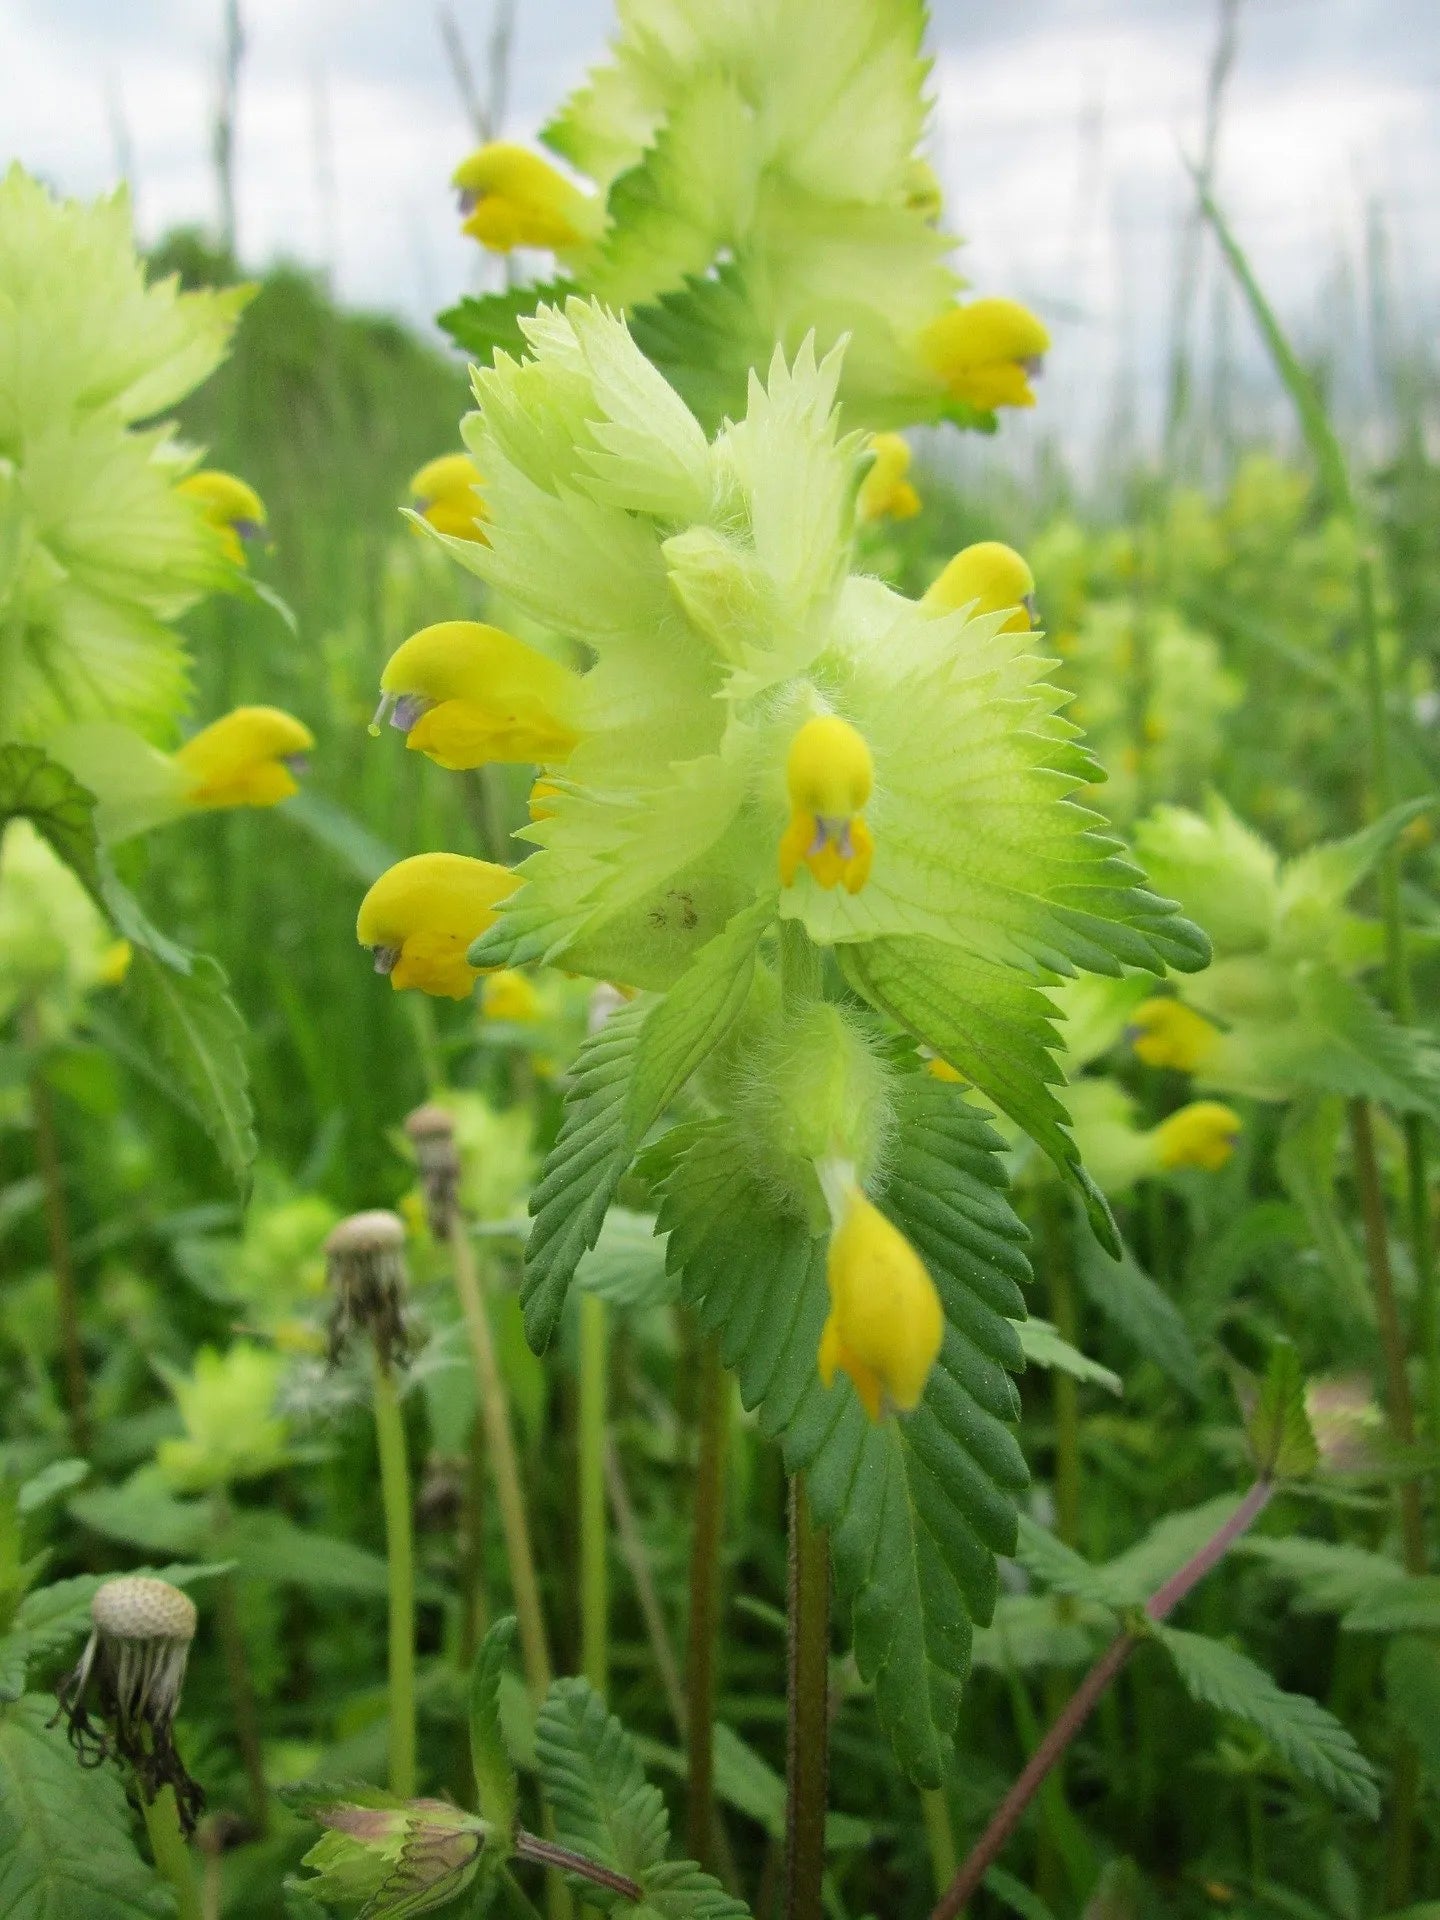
[441,1,1050,433]
[0,165,252,743]
[406,302,1205,1222]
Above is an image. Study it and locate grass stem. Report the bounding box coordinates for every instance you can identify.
[449,1218,553,1700]
[372,1347,417,1797]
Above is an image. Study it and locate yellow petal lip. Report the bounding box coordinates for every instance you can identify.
[779,714,875,895]
[1126,997,1221,1073]
[481,968,542,1022]
[819,1182,944,1421]
[372,620,582,771]
[1152,1101,1243,1173]
[177,469,268,563]
[923,540,1037,632]
[917,298,1051,411]
[408,452,489,544]
[451,141,597,253]
[174,705,314,811]
[356,852,519,1000]
[857,433,922,524]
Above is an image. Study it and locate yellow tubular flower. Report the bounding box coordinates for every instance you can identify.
[356,853,519,999]
[917,298,1051,411]
[818,1179,944,1421]
[176,469,267,567]
[923,541,1037,632]
[1151,1101,1243,1173]
[452,143,599,253]
[175,706,314,810]
[408,453,489,544]
[371,621,582,771]
[1126,998,1222,1073]
[778,714,875,895]
[857,434,921,524]
[481,968,541,1022]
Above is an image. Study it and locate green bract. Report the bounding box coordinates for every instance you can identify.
[0,165,249,743]
[441,0,1020,431]
[421,300,1206,1227]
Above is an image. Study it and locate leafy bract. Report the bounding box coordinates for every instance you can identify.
[536,1677,749,1918]
[655,1073,1030,1783]
[1155,1626,1380,1818]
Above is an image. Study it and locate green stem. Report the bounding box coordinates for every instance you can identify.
[921,1789,957,1896]
[210,1496,268,1833]
[1347,1099,1426,1574]
[685,1330,727,1868]
[1047,1233,1081,1553]
[373,1349,417,1797]
[604,1436,686,1735]
[21,1004,89,1455]
[140,1787,203,1920]
[783,1475,829,1920]
[449,1218,553,1700]
[578,1292,610,1695]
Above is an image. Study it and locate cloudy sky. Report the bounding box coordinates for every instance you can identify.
[5,0,1437,458]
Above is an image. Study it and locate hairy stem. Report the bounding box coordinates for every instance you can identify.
[21,1005,89,1455]
[578,1292,610,1695]
[685,1330,728,1867]
[932,1479,1274,1919]
[373,1348,417,1797]
[141,1786,204,1920]
[449,1218,552,1699]
[784,1475,830,1920]
[1347,1098,1426,1573]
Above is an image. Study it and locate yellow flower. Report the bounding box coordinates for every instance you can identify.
[923,540,1037,632]
[371,620,582,771]
[175,706,314,810]
[356,852,519,999]
[917,298,1051,411]
[452,143,599,253]
[818,1180,944,1421]
[481,968,541,1022]
[97,939,133,986]
[176,469,267,567]
[923,1052,965,1085]
[1127,998,1222,1073]
[1151,1100,1242,1173]
[778,714,875,895]
[408,453,489,544]
[857,433,921,523]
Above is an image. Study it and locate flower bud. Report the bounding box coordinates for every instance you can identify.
[1126,997,1221,1073]
[404,1103,461,1240]
[324,1209,411,1368]
[56,1575,203,1831]
[923,541,1037,631]
[409,452,489,543]
[817,1173,943,1420]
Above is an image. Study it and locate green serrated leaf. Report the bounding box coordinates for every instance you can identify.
[1246,1341,1319,1481]
[438,279,581,367]
[535,1678,750,1918]
[1016,1494,1246,1613]
[18,1458,88,1515]
[1072,1224,1203,1398]
[0,1694,172,1918]
[624,898,771,1148]
[574,1209,677,1310]
[1155,1624,1380,1818]
[656,1075,1030,1785]
[117,946,256,1195]
[1239,1536,1406,1617]
[1385,1637,1440,1782]
[470,1616,520,1834]
[0,744,102,894]
[522,998,649,1351]
[840,937,1120,1254]
[1342,1576,1440,1636]
[1014,1317,1121,1395]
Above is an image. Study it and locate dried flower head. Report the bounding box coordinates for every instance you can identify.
[324,1209,411,1368]
[55,1575,204,1833]
[403,1103,462,1239]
